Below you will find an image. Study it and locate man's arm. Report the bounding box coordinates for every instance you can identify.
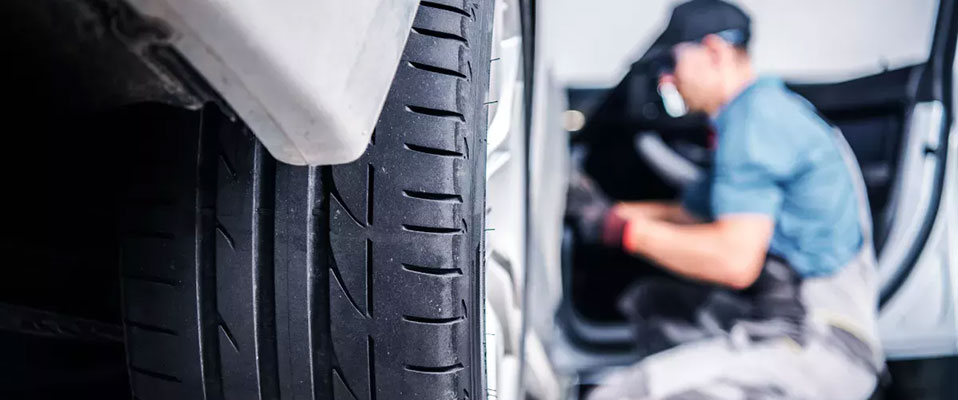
[623,214,773,289]
[613,201,701,224]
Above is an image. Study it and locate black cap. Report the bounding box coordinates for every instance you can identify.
[643,0,751,63]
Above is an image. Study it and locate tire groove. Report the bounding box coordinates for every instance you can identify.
[403,143,465,158]
[330,262,365,317]
[332,368,359,400]
[404,363,465,374]
[366,163,374,226]
[401,263,464,277]
[306,166,324,400]
[367,336,377,400]
[125,319,179,336]
[406,105,466,122]
[403,189,464,203]
[303,165,333,400]
[408,61,468,79]
[365,239,373,318]
[218,319,241,352]
[420,0,470,17]
[122,273,179,287]
[401,315,465,325]
[215,222,236,250]
[329,181,365,228]
[196,105,226,400]
[412,27,468,44]
[252,142,281,399]
[402,224,464,235]
[130,365,182,383]
[218,153,237,180]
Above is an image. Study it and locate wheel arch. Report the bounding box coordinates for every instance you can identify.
[124,0,422,166]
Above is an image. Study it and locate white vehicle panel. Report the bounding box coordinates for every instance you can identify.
[878,45,958,359]
[879,116,958,359]
[125,0,419,165]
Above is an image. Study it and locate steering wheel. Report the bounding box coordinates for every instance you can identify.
[633,130,710,188]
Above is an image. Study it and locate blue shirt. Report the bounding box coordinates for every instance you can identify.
[682,76,863,277]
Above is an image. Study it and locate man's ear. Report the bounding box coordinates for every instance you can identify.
[701,34,731,65]
[658,73,675,86]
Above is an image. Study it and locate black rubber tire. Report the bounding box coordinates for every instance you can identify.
[118,1,492,399]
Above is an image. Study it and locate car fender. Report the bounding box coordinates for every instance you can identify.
[124,0,420,165]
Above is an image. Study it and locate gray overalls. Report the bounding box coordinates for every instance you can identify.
[588,130,884,400]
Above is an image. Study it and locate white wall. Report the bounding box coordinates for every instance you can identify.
[542,0,940,87]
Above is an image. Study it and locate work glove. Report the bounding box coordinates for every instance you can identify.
[565,170,629,248]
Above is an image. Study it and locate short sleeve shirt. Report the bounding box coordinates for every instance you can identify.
[682,77,864,277]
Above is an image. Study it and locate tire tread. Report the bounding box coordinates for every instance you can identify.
[120,2,493,399]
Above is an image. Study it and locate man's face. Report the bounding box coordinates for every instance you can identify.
[662,43,723,113]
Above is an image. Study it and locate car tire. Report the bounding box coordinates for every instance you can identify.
[118,1,493,399]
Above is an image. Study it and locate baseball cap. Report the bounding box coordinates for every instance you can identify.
[644,0,752,73]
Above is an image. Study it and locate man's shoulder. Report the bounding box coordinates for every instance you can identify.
[727,81,831,140]
[715,78,837,173]
[744,81,817,121]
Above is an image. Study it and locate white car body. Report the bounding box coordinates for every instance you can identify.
[124,0,420,165]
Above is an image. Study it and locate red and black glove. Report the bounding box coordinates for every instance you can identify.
[565,170,630,248]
